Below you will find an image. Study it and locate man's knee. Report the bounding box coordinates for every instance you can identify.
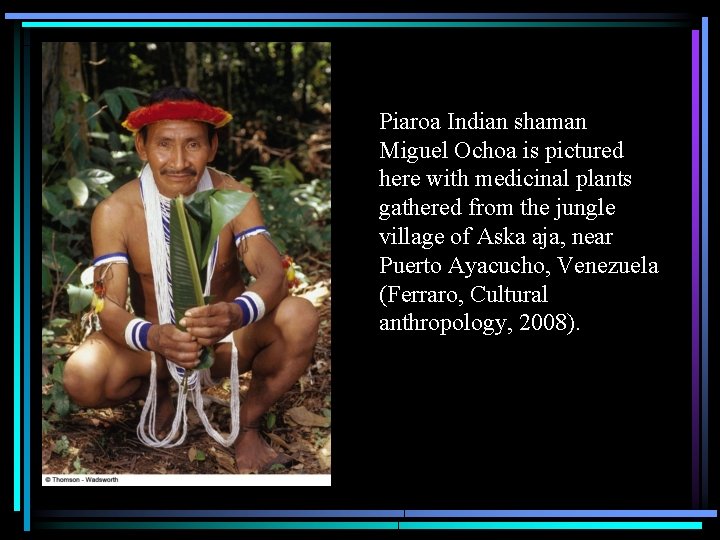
[63,345,107,407]
[274,296,320,352]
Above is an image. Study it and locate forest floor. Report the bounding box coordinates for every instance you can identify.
[41,257,331,475]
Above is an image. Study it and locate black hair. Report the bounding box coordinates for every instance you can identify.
[139,86,217,143]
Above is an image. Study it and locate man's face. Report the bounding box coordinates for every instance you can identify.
[135,120,218,197]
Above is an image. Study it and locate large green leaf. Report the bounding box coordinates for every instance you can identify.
[77,168,115,185]
[67,178,89,207]
[170,189,251,314]
[42,149,57,176]
[169,195,204,325]
[116,87,139,111]
[42,251,76,276]
[169,195,214,370]
[42,190,65,218]
[52,383,70,417]
[184,189,253,268]
[52,360,65,384]
[102,90,122,120]
[66,284,93,313]
[84,100,101,131]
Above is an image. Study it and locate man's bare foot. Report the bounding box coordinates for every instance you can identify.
[235,428,280,473]
[154,390,175,439]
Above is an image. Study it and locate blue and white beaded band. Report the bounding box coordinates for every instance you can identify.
[234,226,270,248]
[92,252,129,266]
[125,318,152,352]
[233,291,266,327]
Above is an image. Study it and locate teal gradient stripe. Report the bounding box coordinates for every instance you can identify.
[39,522,398,530]
[39,509,718,518]
[5,12,689,20]
[37,521,705,530]
[13,24,20,514]
[22,21,685,28]
[22,29,30,533]
[400,522,703,530]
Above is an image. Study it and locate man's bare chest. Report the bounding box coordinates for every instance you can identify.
[125,214,239,282]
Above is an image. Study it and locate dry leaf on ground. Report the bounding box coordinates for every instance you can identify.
[318,435,331,470]
[209,447,236,473]
[299,284,330,307]
[265,432,291,450]
[286,406,331,427]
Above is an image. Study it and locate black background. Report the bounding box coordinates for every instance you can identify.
[7,3,718,538]
[338,27,690,508]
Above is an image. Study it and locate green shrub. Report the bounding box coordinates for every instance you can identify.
[251,161,331,255]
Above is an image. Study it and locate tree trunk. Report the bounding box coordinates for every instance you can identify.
[226,61,233,166]
[167,42,180,87]
[185,42,199,91]
[283,42,294,112]
[89,42,100,100]
[59,42,88,174]
[61,42,85,94]
[300,42,309,119]
[41,43,61,146]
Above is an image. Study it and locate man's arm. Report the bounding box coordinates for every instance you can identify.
[91,197,136,346]
[233,192,288,309]
[92,192,201,368]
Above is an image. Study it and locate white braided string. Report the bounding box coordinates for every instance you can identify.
[136,165,241,448]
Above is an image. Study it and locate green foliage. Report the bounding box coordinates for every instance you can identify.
[42,359,71,418]
[42,419,54,435]
[53,435,70,456]
[72,457,89,474]
[43,84,144,326]
[66,284,93,314]
[170,195,205,312]
[42,320,76,426]
[183,189,254,269]
[189,448,206,462]
[251,162,331,255]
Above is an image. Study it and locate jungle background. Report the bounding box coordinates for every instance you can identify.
[41,42,331,475]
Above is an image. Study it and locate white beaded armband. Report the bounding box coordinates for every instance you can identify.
[233,291,266,327]
[125,318,152,352]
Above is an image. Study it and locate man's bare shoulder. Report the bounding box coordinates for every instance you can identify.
[92,179,141,224]
[209,167,253,193]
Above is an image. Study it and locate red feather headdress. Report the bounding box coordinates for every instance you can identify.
[121,100,233,133]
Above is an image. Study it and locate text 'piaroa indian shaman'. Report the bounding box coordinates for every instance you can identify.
[380,112,587,131]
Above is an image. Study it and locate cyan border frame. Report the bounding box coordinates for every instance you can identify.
[5,13,689,20]
[22,25,31,533]
[20,21,684,28]
[692,28,701,510]
[13,24,21,515]
[701,15,709,509]
[33,520,706,530]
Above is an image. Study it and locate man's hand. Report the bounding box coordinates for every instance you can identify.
[180,302,243,347]
[148,323,202,368]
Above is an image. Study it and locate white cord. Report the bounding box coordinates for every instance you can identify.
[135,165,241,448]
[191,339,241,447]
